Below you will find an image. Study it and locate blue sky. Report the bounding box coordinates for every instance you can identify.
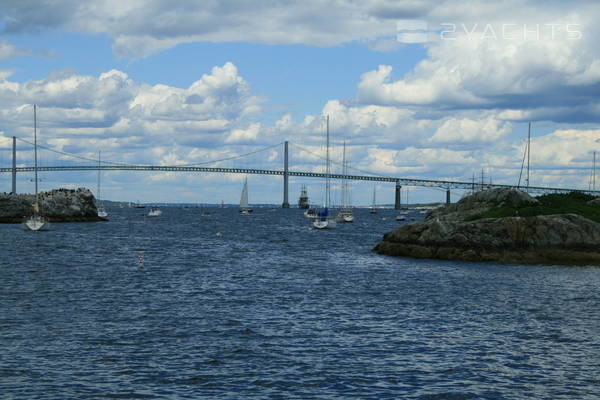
[0,1,599,204]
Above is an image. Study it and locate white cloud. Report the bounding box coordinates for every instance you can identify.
[429,116,511,146]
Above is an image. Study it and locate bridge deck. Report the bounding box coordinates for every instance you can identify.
[0,165,595,195]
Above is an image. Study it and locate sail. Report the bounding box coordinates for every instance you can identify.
[240,178,249,209]
[372,186,376,207]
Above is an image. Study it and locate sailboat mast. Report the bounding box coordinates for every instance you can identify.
[97,150,101,200]
[373,185,376,206]
[593,150,596,191]
[526,122,531,188]
[325,115,330,208]
[342,141,346,208]
[34,104,38,206]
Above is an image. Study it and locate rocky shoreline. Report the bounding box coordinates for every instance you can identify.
[0,188,106,223]
[374,188,600,265]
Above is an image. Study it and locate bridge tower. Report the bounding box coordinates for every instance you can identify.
[282,141,290,208]
[11,136,16,194]
[446,188,451,205]
[394,181,402,210]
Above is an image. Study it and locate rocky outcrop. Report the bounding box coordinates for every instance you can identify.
[0,188,105,223]
[374,188,600,265]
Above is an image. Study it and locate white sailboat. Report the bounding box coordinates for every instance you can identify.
[369,185,377,214]
[23,104,49,231]
[313,115,336,229]
[239,177,253,214]
[96,150,108,218]
[400,187,410,215]
[336,141,354,222]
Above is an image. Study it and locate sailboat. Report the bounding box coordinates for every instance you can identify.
[400,187,410,215]
[369,185,377,214]
[336,141,354,222]
[239,177,253,214]
[313,116,336,229]
[23,104,49,231]
[96,150,108,218]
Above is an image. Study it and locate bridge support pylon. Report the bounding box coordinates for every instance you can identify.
[446,189,451,205]
[282,141,290,208]
[11,136,16,194]
[394,181,402,210]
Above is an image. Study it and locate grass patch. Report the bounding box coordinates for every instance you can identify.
[468,191,600,222]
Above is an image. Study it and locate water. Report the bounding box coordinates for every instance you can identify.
[1,207,599,399]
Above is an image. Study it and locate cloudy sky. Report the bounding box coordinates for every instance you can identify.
[0,0,599,205]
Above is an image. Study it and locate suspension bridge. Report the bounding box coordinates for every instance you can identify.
[1,137,597,208]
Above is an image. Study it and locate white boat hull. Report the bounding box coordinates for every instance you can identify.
[22,216,49,231]
[396,215,406,221]
[313,218,337,229]
[147,210,162,217]
[97,208,108,218]
[304,210,317,219]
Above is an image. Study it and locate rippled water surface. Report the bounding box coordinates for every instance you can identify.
[1,207,599,399]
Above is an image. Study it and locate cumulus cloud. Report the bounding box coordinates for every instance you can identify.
[1,0,598,199]
[0,0,435,58]
[0,62,265,160]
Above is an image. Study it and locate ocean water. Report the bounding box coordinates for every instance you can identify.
[1,207,599,399]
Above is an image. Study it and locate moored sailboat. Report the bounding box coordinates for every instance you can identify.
[369,185,378,214]
[96,150,108,218]
[313,116,336,229]
[23,104,49,231]
[336,141,354,223]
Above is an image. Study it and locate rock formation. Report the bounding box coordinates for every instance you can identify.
[0,188,105,223]
[374,188,600,265]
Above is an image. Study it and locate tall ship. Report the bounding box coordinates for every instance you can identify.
[298,185,310,209]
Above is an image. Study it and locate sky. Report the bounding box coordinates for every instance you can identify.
[0,0,599,205]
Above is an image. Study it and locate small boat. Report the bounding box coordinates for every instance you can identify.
[304,208,317,218]
[96,150,108,219]
[369,185,377,214]
[132,201,145,208]
[396,215,406,221]
[336,141,354,223]
[23,105,49,232]
[239,177,253,214]
[147,207,162,217]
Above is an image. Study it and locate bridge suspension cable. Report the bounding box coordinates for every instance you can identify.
[16,137,284,168]
[289,142,389,179]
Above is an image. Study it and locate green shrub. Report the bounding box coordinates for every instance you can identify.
[468,192,600,222]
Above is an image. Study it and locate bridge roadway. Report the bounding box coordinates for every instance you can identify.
[0,164,594,195]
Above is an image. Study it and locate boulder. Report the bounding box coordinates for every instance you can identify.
[374,188,600,265]
[0,188,105,223]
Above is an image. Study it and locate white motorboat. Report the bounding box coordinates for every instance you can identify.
[304,208,317,218]
[147,207,162,217]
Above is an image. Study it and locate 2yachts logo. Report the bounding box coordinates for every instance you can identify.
[397,20,583,43]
